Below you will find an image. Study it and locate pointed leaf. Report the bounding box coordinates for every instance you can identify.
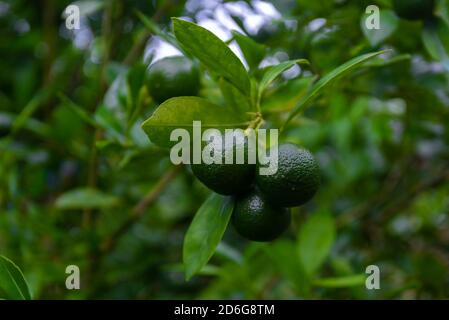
[284,50,387,126]
[297,212,336,277]
[141,97,250,148]
[55,188,120,210]
[172,18,250,95]
[258,59,309,102]
[0,256,32,300]
[232,31,266,71]
[183,193,234,280]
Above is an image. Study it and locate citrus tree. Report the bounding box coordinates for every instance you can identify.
[1,0,448,299]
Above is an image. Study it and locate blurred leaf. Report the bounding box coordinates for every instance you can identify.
[172,18,251,96]
[297,212,336,278]
[363,54,411,67]
[94,104,125,142]
[0,256,32,300]
[436,0,449,27]
[361,10,398,46]
[313,274,366,288]
[284,50,387,126]
[0,112,50,138]
[55,188,120,210]
[58,93,99,128]
[126,63,146,125]
[266,240,308,293]
[258,59,309,102]
[215,242,243,264]
[262,76,314,112]
[183,193,234,280]
[11,90,51,134]
[422,20,449,71]
[141,97,249,148]
[232,31,266,71]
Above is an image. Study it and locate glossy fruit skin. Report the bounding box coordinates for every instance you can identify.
[146,56,200,104]
[232,189,291,242]
[392,0,435,20]
[191,131,255,196]
[256,143,320,207]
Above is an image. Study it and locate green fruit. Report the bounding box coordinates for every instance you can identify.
[232,189,291,242]
[392,0,435,20]
[256,143,320,207]
[191,131,255,195]
[146,56,200,104]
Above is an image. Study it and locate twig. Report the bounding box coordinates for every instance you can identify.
[100,165,182,253]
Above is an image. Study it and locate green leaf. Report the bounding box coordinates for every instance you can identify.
[126,63,146,125]
[172,18,250,95]
[284,50,387,127]
[362,54,411,67]
[58,93,99,128]
[361,10,398,46]
[258,59,309,102]
[215,242,243,264]
[422,20,449,71]
[12,90,52,134]
[183,193,234,280]
[218,78,252,113]
[94,103,126,142]
[436,0,449,27]
[0,256,32,300]
[232,31,266,71]
[313,274,366,288]
[261,76,314,112]
[265,240,308,293]
[297,212,336,278]
[55,188,120,210]
[141,96,250,148]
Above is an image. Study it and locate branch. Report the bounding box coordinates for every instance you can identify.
[100,165,182,253]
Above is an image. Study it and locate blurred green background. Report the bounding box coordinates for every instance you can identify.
[1,0,449,299]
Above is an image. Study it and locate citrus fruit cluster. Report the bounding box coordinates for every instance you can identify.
[191,133,321,242]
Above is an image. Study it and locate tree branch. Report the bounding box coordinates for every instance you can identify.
[100,165,182,253]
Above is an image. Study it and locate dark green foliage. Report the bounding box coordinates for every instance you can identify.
[393,0,435,20]
[1,0,449,300]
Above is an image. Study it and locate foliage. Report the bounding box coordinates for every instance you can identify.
[1,0,449,299]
